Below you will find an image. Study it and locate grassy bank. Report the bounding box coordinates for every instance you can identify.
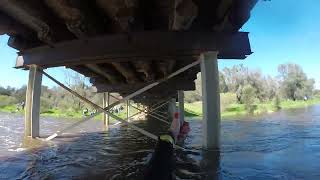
[185,98,320,118]
[1,96,320,120]
[0,106,88,119]
[0,103,137,121]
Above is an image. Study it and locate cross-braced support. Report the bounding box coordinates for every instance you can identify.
[109,94,170,124]
[103,92,110,128]
[40,59,200,148]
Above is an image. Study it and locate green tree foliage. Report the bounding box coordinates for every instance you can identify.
[0,63,316,115]
[185,73,202,103]
[185,63,315,110]
[241,85,257,113]
[278,63,314,100]
[0,95,18,108]
[13,85,27,102]
[0,69,105,114]
[222,65,278,103]
[219,72,228,93]
[274,95,281,110]
[220,93,237,111]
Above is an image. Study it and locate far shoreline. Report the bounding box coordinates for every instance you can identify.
[1,98,320,121]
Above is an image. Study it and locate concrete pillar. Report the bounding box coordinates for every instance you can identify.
[103,92,110,128]
[168,98,176,121]
[200,51,221,150]
[25,65,42,138]
[178,91,185,124]
[127,100,130,121]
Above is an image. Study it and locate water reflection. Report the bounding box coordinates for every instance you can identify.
[201,150,220,180]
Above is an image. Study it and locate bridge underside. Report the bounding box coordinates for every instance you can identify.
[0,0,256,104]
[0,0,257,149]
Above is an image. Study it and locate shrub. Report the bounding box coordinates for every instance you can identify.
[184,91,202,103]
[274,95,281,110]
[220,93,237,111]
[0,95,18,108]
[241,85,257,113]
[40,97,53,113]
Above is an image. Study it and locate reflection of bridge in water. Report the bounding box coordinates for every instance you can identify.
[0,0,257,150]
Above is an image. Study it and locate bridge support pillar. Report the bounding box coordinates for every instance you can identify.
[103,92,110,128]
[178,91,185,124]
[25,65,42,138]
[200,51,220,150]
[127,100,130,121]
[168,98,176,121]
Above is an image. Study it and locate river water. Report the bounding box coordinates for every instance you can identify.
[1,105,320,179]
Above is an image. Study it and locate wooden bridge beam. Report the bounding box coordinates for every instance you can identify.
[16,31,251,68]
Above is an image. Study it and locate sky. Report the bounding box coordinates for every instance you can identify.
[0,0,319,88]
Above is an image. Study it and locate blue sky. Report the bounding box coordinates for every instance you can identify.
[220,0,320,88]
[0,0,319,88]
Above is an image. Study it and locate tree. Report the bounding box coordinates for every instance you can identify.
[241,84,257,113]
[223,64,248,93]
[219,72,228,93]
[222,65,267,103]
[185,73,202,103]
[12,85,27,102]
[0,86,12,96]
[64,70,90,111]
[278,63,314,100]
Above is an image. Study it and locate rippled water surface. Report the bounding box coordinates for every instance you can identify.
[1,105,320,179]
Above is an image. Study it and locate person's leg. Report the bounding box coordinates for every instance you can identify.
[145,112,181,179]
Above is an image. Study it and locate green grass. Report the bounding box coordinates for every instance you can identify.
[41,108,84,119]
[0,104,19,113]
[280,98,320,109]
[184,97,320,119]
[0,104,138,121]
[2,98,320,121]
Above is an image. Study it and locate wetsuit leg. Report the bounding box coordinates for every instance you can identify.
[144,135,175,180]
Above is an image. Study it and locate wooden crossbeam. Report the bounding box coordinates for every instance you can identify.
[16,31,251,68]
[93,79,196,93]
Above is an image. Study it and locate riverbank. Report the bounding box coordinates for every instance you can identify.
[1,98,320,120]
[0,105,84,118]
[0,104,136,121]
[185,98,320,118]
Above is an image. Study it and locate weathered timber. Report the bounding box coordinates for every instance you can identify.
[96,0,139,32]
[69,65,99,78]
[191,0,257,31]
[85,64,119,84]
[7,36,40,50]
[172,0,198,30]
[0,12,32,36]
[0,0,74,44]
[156,60,176,78]
[15,31,251,68]
[132,61,155,82]
[93,76,196,93]
[44,0,87,38]
[44,0,106,38]
[110,62,140,84]
[0,12,41,49]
